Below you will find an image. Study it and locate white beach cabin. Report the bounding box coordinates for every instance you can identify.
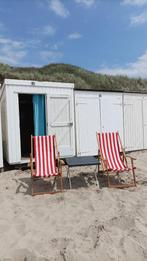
[1,78,147,165]
[75,91,147,156]
[0,79,75,164]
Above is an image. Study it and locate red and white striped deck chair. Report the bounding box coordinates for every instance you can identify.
[96,132,136,188]
[30,135,63,196]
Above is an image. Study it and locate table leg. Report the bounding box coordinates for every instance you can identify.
[94,165,99,188]
[67,166,72,189]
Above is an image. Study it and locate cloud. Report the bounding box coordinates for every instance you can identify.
[43,41,63,50]
[122,0,147,6]
[48,0,70,18]
[40,50,63,62]
[42,25,56,35]
[130,12,147,26]
[32,24,56,36]
[68,32,82,40]
[75,0,96,7]
[26,39,42,49]
[97,51,147,78]
[0,36,27,65]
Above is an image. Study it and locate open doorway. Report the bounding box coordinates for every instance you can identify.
[19,94,34,158]
[19,93,47,158]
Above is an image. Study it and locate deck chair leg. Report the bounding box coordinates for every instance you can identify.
[132,167,136,186]
[107,171,110,187]
[116,171,119,177]
[52,176,57,191]
[67,167,72,189]
[116,171,121,183]
[130,158,136,187]
[32,179,34,196]
[60,175,63,192]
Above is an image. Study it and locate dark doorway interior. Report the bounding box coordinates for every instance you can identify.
[19,94,34,157]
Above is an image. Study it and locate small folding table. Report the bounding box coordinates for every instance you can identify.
[65,156,100,189]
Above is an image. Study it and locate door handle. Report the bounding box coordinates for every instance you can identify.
[50,122,73,127]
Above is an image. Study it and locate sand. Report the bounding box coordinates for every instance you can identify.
[0,150,147,261]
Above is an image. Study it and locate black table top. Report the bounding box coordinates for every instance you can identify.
[65,156,100,167]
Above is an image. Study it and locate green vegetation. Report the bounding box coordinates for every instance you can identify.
[0,63,147,93]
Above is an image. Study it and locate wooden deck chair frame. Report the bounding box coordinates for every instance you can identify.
[30,135,63,196]
[96,132,136,188]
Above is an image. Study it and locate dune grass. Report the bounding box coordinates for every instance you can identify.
[0,63,147,93]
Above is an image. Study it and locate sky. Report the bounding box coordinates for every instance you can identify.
[0,0,147,78]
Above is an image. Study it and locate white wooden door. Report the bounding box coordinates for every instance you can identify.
[46,95,75,157]
[76,96,100,156]
[100,94,124,143]
[143,97,147,149]
[124,95,143,151]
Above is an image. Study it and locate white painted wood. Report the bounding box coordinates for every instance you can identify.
[4,79,74,89]
[47,94,75,157]
[0,105,3,168]
[143,96,147,149]
[124,94,143,151]
[75,92,100,156]
[1,87,8,163]
[6,88,21,164]
[100,93,124,144]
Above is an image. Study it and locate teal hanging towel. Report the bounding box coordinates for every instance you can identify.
[33,94,46,136]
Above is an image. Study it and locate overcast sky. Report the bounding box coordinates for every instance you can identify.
[0,0,147,78]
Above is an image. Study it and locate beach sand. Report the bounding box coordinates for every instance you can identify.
[0,150,147,261]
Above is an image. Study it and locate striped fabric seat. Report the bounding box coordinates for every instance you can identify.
[33,135,58,177]
[97,132,127,172]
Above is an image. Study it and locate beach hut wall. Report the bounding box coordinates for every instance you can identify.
[75,90,147,156]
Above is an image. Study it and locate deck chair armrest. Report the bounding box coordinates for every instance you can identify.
[98,154,101,161]
[98,154,109,171]
[126,155,136,161]
[125,155,136,171]
[56,152,63,173]
[98,152,104,161]
[99,154,107,164]
[57,159,63,168]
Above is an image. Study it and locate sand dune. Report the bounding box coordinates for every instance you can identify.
[0,151,147,260]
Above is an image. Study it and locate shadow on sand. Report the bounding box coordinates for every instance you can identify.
[14,169,132,196]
